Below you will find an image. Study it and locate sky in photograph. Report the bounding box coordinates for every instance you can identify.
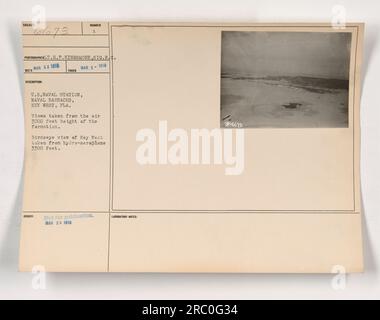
[221,32,352,79]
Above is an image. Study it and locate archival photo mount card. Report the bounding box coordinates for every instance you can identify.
[19,22,364,273]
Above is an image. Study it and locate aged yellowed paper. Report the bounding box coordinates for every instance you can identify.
[19,22,364,272]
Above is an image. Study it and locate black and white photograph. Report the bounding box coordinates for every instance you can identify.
[220,31,352,128]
